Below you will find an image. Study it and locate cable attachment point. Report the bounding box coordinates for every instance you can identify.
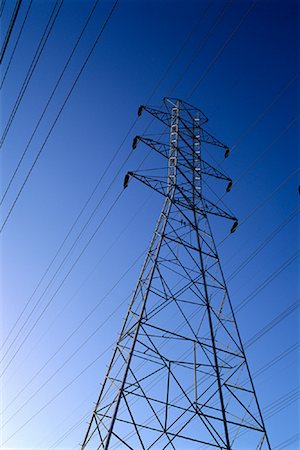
[123,172,133,189]
[230,219,238,234]
[137,105,144,117]
[132,136,140,150]
[226,179,233,192]
[224,147,230,158]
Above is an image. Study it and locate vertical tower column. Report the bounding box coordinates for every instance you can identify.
[167,100,179,192]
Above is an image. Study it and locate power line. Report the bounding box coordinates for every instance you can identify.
[0,0,22,65]
[1,7,217,353]
[2,2,296,446]
[103,300,299,447]
[49,411,92,449]
[227,206,299,283]
[235,253,300,314]
[111,110,298,444]
[239,168,299,227]
[0,0,100,207]
[46,340,299,449]
[173,77,298,241]
[0,0,119,233]
[244,301,299,348]
[0,0,64,148]
[0,0,6,17]
[3,125,297,416]
[210,72,300,175]
[0,116,160,377]
[0,143,137,369]
[106,300,298,449]
[3,6,223,370]
[0,0,108,354]
[146,0,213,101]
[56,89,296,450]
[215,124,300,248]
[2,195,153,415]
[4,198,291,417]
[233,115,300,188]
[11,71,290,370]
[273,433,300,450]
[1,341,113,445]
[201,387,300,448]
[1,1,230,368]
[4,201,298,429]
[168,0,234,95]
[0,189,123,377]
[1,121,157,367]
[231,72,299,151]
[0,0,216,213]
[0,9,117,229]
[264,387,300,420]
[3,0,291,358]
[2,22,296,450]
[4,292,296,446]
[0,0,33,90]
[0,118,137,356]
[187,0,257,99]
[10,195,153,378]
[251,341,299,380]
[197,75,299,228]
[0,0,215,218]
[2,250,146,427]
[215,168,299,255]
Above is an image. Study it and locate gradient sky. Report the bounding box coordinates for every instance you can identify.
[0,0,299,448]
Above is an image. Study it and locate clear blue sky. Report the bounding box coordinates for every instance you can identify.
[1,0,299,448]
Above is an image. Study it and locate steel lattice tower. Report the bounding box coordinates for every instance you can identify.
[81,98,271,450]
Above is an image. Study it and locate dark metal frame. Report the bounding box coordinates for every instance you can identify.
[81,98,271,450]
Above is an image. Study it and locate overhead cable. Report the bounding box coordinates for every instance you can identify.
[0,0,119,232]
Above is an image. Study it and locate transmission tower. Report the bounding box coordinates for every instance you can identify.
[81,98,271,449]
